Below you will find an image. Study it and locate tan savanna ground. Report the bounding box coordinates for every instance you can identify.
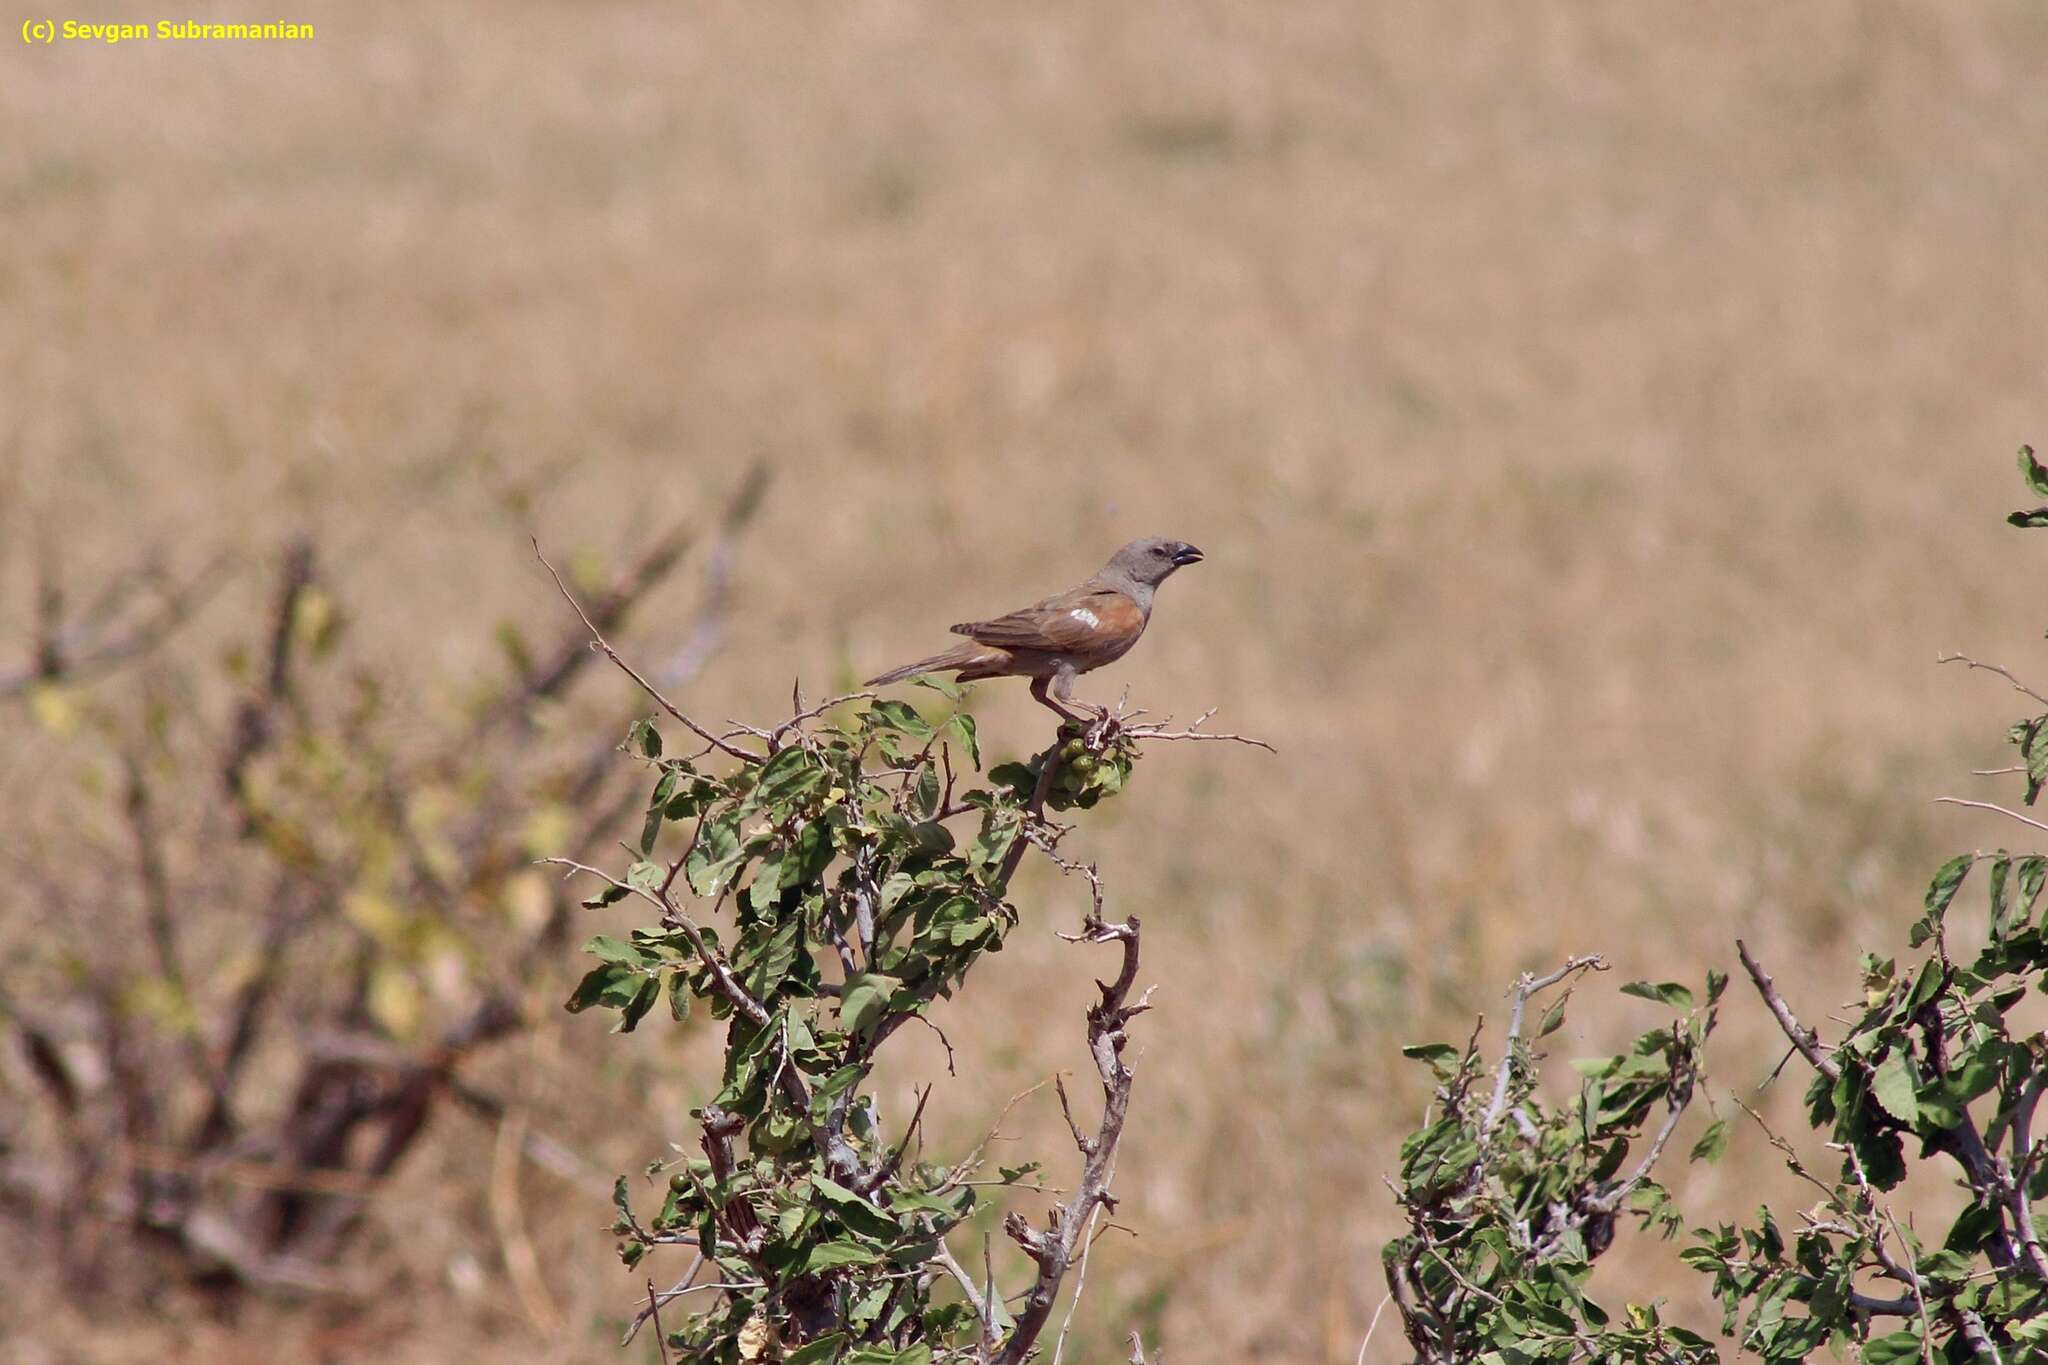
[6,2,2048,1360]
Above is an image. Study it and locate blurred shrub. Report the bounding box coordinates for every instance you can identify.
[1,471,762,1297]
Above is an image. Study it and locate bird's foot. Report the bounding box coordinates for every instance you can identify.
[1080,705,1123,748]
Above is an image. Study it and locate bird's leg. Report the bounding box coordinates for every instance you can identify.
[1050,667,1115,742]
[1030,674,1086,724]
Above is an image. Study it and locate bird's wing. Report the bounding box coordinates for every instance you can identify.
[951,585,1142,653]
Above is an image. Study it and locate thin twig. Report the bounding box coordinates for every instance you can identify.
[1481,956,1606,1140]
[1357,1290,1394,1364]
[1049,1204,1104,1365]
[645,1280,673,1365]
[1736,939,1841,1082]
[1934,797,2048,837]
[531,541,761,763]
[1938,652,2048,708]
[1124,707,1275,752]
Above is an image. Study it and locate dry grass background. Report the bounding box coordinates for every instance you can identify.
[7,1,2048,1360]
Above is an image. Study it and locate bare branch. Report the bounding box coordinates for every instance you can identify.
[645,1280,674,1365]
[856,1084,932,1196]
[1123,706,1275,752]
[1938,651,2048,708]
[1049,1204,1104,1365]
[531,541,761,763]
[1736,938,1841,1082]
[993,913,1146,1365]
[622,1252,703,1347]
[933,1239,997,1354]
[1933,797,2048,837]
[1481,955,1606,1140]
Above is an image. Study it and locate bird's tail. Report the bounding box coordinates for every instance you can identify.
[866,642,998,687]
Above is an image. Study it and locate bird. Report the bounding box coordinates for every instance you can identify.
[865,537,1204,722]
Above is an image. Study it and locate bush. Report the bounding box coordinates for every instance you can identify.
[544,551,1266,1362]
[2,475,765,1297]
[1383,449,2048,1363]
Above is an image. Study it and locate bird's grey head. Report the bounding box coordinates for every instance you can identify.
[1101,536,1203,590]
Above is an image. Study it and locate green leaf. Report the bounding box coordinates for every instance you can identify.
[743,919,803,997]
[686,814,743,896]
[2022,444,2048,496]
[627,717,662,758]
[2010,508,2048,528]
[840,972,898,1040]
[987,761,1037,796]
[748,850,787,913]
[947,712,981,769]
[564,963,642,1013]
[614,974,662,1033]
[1689,1118,1729,1164]
[784,1335,846,1365]
[663,775,715,819]
[868,700,932,737]
[1863,1330,1930,1365]
[752,744,826,809]
[583,934,657,967]
[1923,854,1972,924]
[666,970,692,1023]
[810,1064,865,1107]
[1400,1042,1462,1081]
[1619,981,1694,1010]
[800,1237,882,1272]
[970,811,1020,872]
[809,1175,901,1240]
[2016,855,2048,927]
[580,883,629,910]
[1870,1051,1919,1125]
[1535,996,1568,1037]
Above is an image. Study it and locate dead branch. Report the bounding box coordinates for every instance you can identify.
[994,912,1148,1365]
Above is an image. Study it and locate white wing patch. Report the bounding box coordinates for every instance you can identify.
[1068,607,1101,629]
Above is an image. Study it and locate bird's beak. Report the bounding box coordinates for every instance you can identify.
[1171,543,1204,566]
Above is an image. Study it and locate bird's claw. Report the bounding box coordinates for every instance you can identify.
[1083,708,1122,749]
